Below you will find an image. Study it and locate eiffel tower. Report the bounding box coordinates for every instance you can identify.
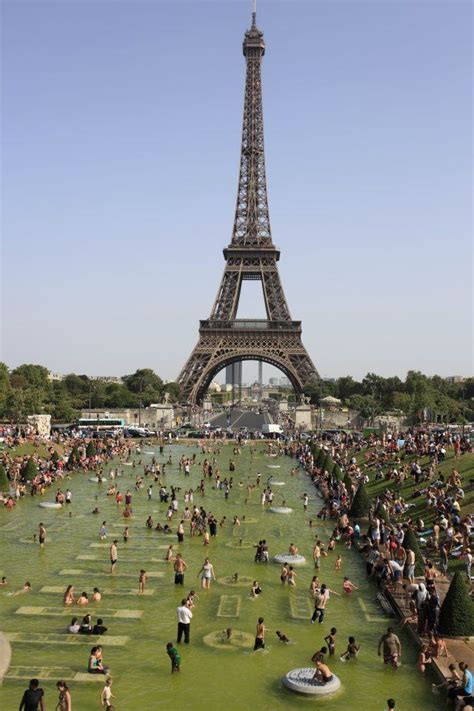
[178,5,319,404]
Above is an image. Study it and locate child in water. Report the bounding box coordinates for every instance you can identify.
[340,636,360,661]
[166,642,181,673]
[276,631,290,643]
[342,577,358,594]
[324,628,337,656]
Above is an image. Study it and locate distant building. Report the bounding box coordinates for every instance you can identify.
[225,363,242,385]
[47,372,122,384]
[47,372,64,382]
[279,377,291,387]
[269,377,279,386]
[445,376,466,384]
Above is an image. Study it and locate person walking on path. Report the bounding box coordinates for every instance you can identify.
[174,554,187,586]
[177,598,193,644]
[19,678,45,711]
[378,627,402,668]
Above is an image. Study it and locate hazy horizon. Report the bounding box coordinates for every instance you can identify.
[2,1,472,383]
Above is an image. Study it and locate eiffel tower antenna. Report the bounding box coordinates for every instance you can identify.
[177,9,320,404]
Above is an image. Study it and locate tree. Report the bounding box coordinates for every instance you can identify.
[402,528,425,576]
[315,449,326,468]
[22,458,38,481]
[123,369,163,394]
[86,441,96,458]
[163,382,181,402]
[349,483,372,518]
[322,453,332,474]
[12,364,50,389]
[336,376,362,402]
[332,463,342,481]
[438,572,474,637]
[0,463,9,491]
[0,362,11,418]
[63,374,91,395]
[68,446,81,467]
[52,396,77,422]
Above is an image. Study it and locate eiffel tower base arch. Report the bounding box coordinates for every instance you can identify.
[178,321,317,405]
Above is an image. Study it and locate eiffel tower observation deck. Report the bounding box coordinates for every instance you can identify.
[178,4,320,404]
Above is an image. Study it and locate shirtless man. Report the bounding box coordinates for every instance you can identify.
[406,549,416,584]
[174,554,188,586]
[110,540,118,573]
[378,627,402,668]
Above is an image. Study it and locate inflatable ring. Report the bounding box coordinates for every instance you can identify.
[283,668,341,696]
[273,554,306,565]
[39,502,63,509]
[269,507,293,514]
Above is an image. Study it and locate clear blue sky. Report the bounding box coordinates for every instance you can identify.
[2,0,472,383]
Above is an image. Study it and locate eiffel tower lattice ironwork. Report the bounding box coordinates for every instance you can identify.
[177,7,320,404]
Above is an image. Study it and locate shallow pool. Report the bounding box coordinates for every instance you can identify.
[0,442,446,710]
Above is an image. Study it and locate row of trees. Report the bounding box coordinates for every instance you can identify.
[0,363,181,422]
[0,362,472,424]
[304,371,474,424]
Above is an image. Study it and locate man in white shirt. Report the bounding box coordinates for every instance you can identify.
[177,599,193,644]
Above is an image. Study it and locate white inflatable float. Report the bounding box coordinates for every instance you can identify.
[269,481,285,486]
[273,554,306,566]
[266,464,281,469]
[89,477,104,483]
[283,668,341,696]
[39,502,63,509]
[269,506,293,514]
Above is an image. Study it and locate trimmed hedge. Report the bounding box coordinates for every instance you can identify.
[332,463,343,481]
[22,458,38,481]
[403,528,425,576]
[51,450,60,464]
[0,463,9,491]
[349,483,372,518]
[315,449,325,469]
[86,441,96,458]
[438,572,474,637]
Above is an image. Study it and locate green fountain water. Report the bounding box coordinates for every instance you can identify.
[0,442,445,710]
